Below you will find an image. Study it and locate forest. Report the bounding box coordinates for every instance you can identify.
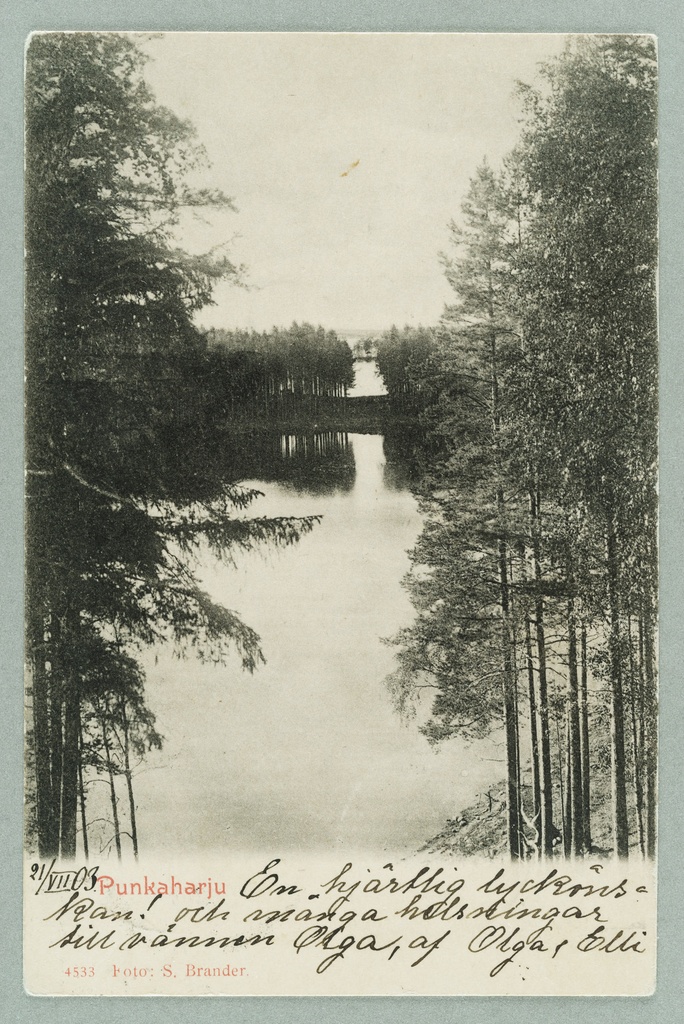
[24,34,319,859]
[25,33,657,862]
[379,37,657,859]
[204,325,354,420]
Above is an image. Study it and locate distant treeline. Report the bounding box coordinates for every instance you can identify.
[204,323,355,420]
[375,326,435,408]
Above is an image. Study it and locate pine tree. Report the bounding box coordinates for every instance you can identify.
[25,33,318,858]
[512,36,658,858]
[387,164,526,857]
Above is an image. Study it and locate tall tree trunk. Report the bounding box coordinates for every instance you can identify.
[489,324,520,859]
[99,711,122,860]
[563,714,572,857]
[28,603,55,857]
[606,517,630,858]
[627,614,645,857]
[509,549,523,835]
[566,594,584,855]
[48,613,64,858]
[642,605,657,858]
[555,709,567,856]
[58,605,80,858]
[121,700,139,860]
[59,679,79,858]
[26,494,58,858]
[77,717,89,861]
[498,531,521,859]
[530,487,554,857]
[579,624,592,853]
[524,617,542,854]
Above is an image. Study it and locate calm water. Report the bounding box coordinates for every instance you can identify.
[348,356,387,397]
[136,431,502,853]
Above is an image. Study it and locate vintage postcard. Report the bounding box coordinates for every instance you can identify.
[23,32,657,996]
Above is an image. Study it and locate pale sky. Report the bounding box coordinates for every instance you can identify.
[141,33,565,335]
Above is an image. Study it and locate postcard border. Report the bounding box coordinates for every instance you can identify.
[3,1,684,1022]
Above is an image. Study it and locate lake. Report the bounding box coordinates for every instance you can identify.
[135,430,503,854]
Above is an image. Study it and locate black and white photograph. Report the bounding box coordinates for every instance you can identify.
[23,32,658,995]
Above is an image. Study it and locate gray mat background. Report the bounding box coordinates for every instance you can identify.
[2,1,682,1020]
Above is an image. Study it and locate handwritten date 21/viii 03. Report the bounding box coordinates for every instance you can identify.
[30,860,98,895]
